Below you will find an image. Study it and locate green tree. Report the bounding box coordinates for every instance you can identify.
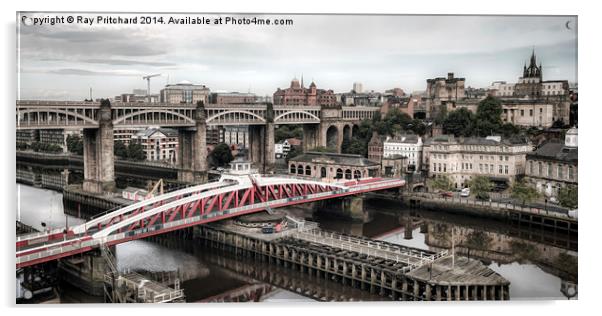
[475,96,503,137]
[285,145,302,163]
[66,134,83,155]
[410,119,427,136]
[434,104,448,125]
[114,140,128,158]
[500,123,521,138]
[209,143,234,167]
[275,125,303,143]
[511,179,540,205]
[443,108,476,137]
[558,185,578,209]
[468,176,493,200]
[127,141,146,161]
[430,175,453,192]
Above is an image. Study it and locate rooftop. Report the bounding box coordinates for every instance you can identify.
[528,141,578,163]
[289,152,380,167]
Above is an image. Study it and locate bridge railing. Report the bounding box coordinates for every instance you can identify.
[405,192,574,220]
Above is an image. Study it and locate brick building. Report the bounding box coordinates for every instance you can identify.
[273,78,336,106]
[288,152,380,180]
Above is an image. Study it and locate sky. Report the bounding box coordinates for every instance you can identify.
[17,13,578,100]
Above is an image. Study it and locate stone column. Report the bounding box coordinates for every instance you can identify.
[302,124,319,152]
[82,99,115,194]
[193,102,208,183]
[264,122,275,174]
[249,125,262,168]
[177,130,194,183]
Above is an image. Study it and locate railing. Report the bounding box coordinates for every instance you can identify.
[293,229,447,272]
[406,192,575,220]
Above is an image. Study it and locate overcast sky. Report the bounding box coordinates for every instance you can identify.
[17,13,577,100]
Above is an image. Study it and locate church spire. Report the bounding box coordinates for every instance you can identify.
[301,73,304,89]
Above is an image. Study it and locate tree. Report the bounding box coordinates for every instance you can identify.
[275,125,303,143]
[511,179,540,205]
[66,134,83,155]
[410,119,427,136]
[443,108,475,137]
[114,140,128,158]
[430,175,453,192]
[434,104,448,125]
[209,143,234,167]
[475,96,503,137]
[285,145,302,163]
[468,176,493,200]
[558,185,578,209]
[127,141,146,161]
[500,123,521,138]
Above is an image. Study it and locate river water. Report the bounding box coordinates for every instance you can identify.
[16,184,578,302]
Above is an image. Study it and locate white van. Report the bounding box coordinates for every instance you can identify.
[460,188,470,197]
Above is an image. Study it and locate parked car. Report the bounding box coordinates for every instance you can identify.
[440,191,453,198]
[460,188,470,197]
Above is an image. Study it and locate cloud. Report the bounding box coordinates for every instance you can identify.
[80,58,176,67]
[45,68,144,77]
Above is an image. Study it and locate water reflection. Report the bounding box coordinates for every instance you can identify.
[16,184,577,301]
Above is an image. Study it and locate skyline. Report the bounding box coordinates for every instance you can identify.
[18,13,577,100]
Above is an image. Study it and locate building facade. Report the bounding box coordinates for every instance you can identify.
[273,78,336,106]
[383,134,423,172]
[501,101,554,128]
[367,132,384,164]
[425,72,466,118]
[524,127,578,200]
[288,152,380,180]
[160,81,210,104]
[223,126,249,148]
[423,135,533,189]
[131,128,179,163]
[209,92,257,104]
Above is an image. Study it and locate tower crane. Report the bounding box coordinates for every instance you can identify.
[142,74,162,102]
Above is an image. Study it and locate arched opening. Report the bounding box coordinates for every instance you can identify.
[320,167,327,178]
[353,170,361,179]
[326,125,339,149]
[352,124,360,138]
[336,168,343,179]
[345,169,352,180]
[297,165,304,175]
[305,165,311,176]
[290,164,296,174]
[343,125,352,141]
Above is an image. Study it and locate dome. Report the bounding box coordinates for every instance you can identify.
[566,127,578,135]
[177,80,192,85]
[565,127,578,148]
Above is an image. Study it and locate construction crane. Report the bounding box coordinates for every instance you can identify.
[142,74,162,102]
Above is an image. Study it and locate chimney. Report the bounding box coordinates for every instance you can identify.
[447,72,454,80]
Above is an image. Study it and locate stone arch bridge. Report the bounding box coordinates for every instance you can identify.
[16,100,378,194]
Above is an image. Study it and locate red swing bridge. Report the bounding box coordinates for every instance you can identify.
[16,174,405,268]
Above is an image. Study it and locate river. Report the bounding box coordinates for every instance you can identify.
[16,184,577,302]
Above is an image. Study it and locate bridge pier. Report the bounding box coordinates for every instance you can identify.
[248,123,276,174]
[82,100,115,194]
[302,124,320,152]
[177,102,208,183]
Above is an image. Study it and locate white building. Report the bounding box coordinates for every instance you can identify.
[383,134,423,172]
[489,81,515,97]
[131,127,179,163]
[353,82,363,93]
[160,81,210,104]
[275,140,292,159]
[223,126,249,149]
[423,135,533,189]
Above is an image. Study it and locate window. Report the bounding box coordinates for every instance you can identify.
[558,165,563,179]
[547,162,553,177]
[529,109,533,116]
[480,164,483,173]
[505,165,509,174]
[521,110,525,116]
[305,165,311,176]
[499,165,503,174]
[538,162,543,175]
[568,166,574,180]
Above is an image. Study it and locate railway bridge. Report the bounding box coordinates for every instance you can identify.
[16,100,378,193]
